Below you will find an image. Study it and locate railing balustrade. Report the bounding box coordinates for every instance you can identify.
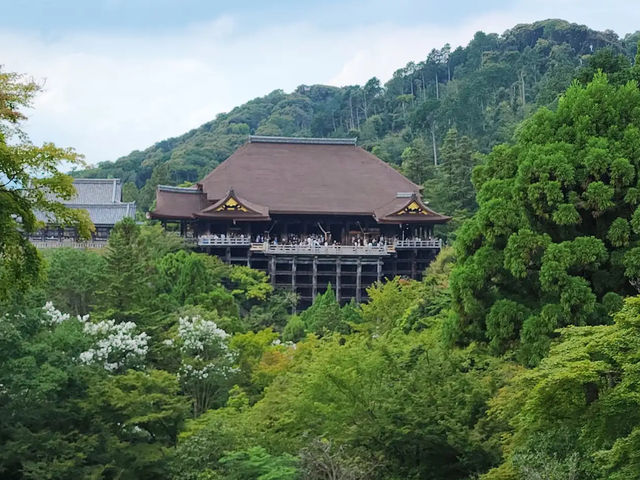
[394,239,442,249]
[264,244,389,256]
[30,240,109,249]
[194,236,443,252]
[197,235,252,246]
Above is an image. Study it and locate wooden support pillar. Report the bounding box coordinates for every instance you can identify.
[225,247,231,264]
[246,250,251,268]
[269,256,276,287]
[377,257,382,283]
[291,257,297,291]
[312,256,318,301]
[336,258,341,303]
[356,258,362,303]
[411,249,417,279]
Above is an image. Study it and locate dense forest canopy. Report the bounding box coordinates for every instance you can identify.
[6,16,640,480]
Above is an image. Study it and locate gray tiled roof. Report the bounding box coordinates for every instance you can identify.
[67,178,122,204]
[35,178,136,227]
[35,203,136,226]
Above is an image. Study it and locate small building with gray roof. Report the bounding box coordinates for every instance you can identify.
[32,178,136,245]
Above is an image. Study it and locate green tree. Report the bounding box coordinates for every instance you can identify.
[122,180,139,203]
[43,248,106,315]
[84,370,189,479]
[424,128,478,240]
[450,74,640,364]
[401,137,431,183]
[218,447,299,480]
[0,306,98,479]
[298,284,347,336]
[484,295,640,480]
[247,330,507,479]
[576,47,633,86]
[0,68,92,296]
[437,128,477,213]
[97,217,151,321]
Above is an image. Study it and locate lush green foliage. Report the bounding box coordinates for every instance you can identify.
[0,68,93,296]
[484,296,640,479]
[450,73,640,364]
[6,18,640,480]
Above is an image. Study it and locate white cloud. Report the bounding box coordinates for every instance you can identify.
[0,1,638,166]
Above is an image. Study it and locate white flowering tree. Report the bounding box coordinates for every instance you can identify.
[175,315,237,416]
[42,302,149,373]
[42,301,71,325]
[78,319,149,373]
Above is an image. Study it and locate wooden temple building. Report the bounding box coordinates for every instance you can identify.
[151,136,450,305]
[32,178,136,247]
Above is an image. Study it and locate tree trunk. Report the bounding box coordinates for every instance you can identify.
[362,90,368,119]
[431,124,438,166]
[349,95,355,130]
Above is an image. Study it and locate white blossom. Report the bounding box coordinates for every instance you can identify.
[176,315,238,414]
[42,302,70,325]
[178,316,230,354]
[78,318,149,372]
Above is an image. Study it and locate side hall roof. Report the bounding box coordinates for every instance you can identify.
[66,178,122,204]
[36,178,136,226]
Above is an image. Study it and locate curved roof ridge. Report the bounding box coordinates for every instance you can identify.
[158,184,202,193]
[249,135,357,145]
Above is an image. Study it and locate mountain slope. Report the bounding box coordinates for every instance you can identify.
[73,19,640,211]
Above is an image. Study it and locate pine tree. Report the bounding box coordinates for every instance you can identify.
[97,218,150,321]
[422,128,478,241]
[401,138,431,184]
[300,284,348,335]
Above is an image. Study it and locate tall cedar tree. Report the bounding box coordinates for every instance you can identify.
[423,128,478,240]
[449,73,640,365]
[97,217,150,320]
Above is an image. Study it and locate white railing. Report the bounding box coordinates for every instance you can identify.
[394,239,442,249]
[264,244,390,256]
[31,240,109,249]
[197,236,252,246]
[194,237,442,251]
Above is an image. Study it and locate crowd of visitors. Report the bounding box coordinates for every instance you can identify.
[200,232,435,247]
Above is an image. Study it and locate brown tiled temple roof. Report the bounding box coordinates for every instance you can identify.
[198,189,270,221]
[152,185,207,220]
[373,194,450,223]
[151,136,450,224]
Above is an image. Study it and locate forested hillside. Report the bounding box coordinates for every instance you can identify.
[75,19,640,214]
[8,15,640,480]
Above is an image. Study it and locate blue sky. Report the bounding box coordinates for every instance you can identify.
[3,0,509,34]
[1,0,639,165]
